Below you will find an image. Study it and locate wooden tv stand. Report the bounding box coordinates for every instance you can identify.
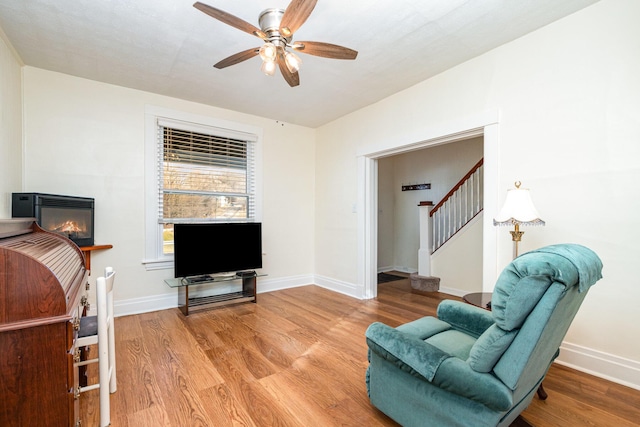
[165,272,263,315]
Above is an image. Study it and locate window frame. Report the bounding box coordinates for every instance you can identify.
[143,106,263,270]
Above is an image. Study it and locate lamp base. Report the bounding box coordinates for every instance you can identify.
[509,230,524,242]
[510,224,524,257]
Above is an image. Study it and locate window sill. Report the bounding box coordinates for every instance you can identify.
[142,258,174,271]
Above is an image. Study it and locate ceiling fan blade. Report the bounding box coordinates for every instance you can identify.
[277,54,300,87]
[194,2,266,39]
[293,41,358,60]
[279,0,317,37]
[214,48,260,69]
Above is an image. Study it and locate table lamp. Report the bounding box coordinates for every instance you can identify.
[493,181,545,257]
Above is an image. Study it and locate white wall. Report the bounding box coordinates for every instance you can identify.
[432,214,483,295]
[21,67,316,313]
[0,30,22,216]
[316,0,640,388]
[376,157,395,271]
[378,137,483,273]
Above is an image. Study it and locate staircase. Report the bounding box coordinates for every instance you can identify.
[430,158,484,253]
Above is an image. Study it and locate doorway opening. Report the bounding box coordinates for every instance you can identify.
[357,114,500,299]
[377,137,483,288]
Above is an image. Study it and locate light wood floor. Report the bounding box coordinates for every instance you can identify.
[80,279,640,426]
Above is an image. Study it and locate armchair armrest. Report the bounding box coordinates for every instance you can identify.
[437,300,494,338]
[365,322,450,382]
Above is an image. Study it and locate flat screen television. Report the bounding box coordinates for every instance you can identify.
[174,222,262,279]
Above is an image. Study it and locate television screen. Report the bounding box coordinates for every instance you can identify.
[174,222,262,278]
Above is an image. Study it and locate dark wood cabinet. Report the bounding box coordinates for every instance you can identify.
[0,219,88,427]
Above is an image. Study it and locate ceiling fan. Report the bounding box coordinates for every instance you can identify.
[193,0,358,87]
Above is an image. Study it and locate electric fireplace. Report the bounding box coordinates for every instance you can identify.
[12,193,95,247]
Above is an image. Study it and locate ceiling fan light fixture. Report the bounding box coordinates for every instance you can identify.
[281,27,292,38]
[284,51,302,73]
[259,42,277,62]
[261,59,276,76]
[194,1,357,88]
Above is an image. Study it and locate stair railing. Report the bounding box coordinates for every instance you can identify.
[430,158,484,253]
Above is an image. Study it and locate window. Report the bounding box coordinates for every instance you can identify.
[144,107,262,269]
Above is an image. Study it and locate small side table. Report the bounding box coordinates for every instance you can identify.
[463,292,492,310]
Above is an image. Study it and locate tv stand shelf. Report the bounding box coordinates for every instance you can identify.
[165,273,264,315]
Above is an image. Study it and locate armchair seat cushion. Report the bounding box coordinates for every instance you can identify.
[396,314,478,360]
[426,330,476,360]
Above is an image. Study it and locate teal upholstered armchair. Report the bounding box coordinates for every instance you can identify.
[365,244,603,427]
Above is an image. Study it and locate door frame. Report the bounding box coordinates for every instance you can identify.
[357,110,500,299]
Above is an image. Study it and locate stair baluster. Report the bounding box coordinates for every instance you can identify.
[430,159,484,253]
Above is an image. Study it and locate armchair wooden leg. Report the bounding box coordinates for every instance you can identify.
[536,383,548,400]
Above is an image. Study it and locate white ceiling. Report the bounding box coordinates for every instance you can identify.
[0,0,599,128]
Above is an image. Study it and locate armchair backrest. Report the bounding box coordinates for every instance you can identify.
[469,244,603,400]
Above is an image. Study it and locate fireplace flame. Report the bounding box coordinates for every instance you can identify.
[53,221,84,233]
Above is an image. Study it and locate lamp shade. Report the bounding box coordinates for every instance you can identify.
[259,42,277,62]
[284,51,302,73]
[261,59,276,76]
[494,182,545,226]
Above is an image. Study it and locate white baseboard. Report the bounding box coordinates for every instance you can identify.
[113,274,316,317]
[393,265,418,274]
[256,274,314,293]
[377,266,419,274]
[112,275,640,391]
[437,286,467,298]
[556,341,640,391]
[114,293,178,317]
[313,274,364,299]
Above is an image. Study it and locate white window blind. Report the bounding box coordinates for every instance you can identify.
[156,118,257,226]
[143,107,262,266]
